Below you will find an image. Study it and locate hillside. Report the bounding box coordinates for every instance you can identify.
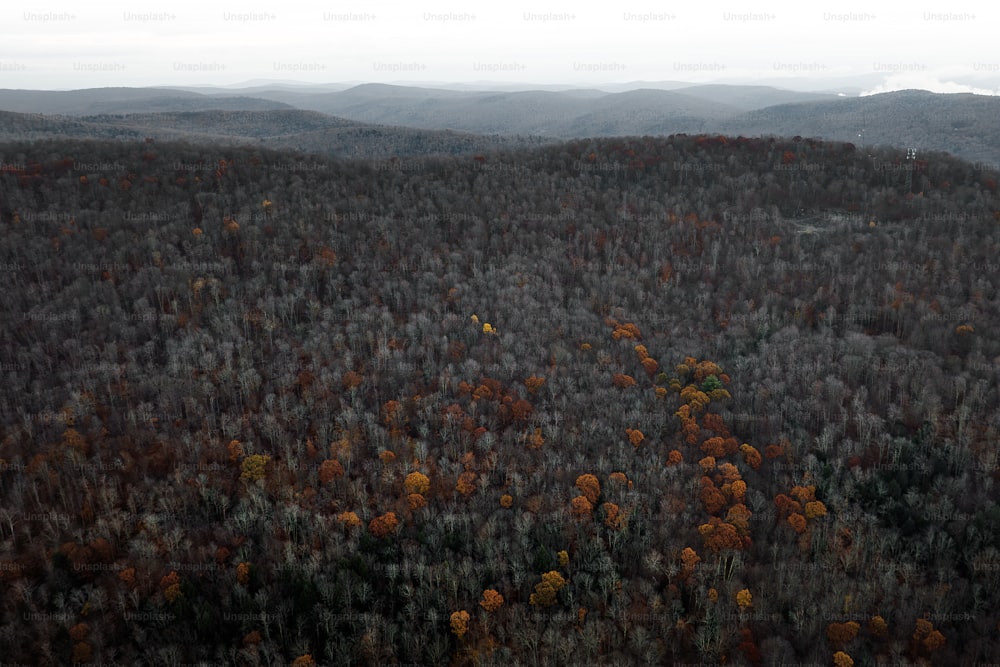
[0,110,554,158]
[0,87,292,115]
[1,135,999,665]
[719,89,1000,167]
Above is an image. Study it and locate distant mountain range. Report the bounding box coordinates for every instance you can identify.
[1,84,997,166]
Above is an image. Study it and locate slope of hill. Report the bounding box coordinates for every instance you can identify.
[0,87,292,115]
[0,109,555,158]
[0,134,998,665]
[673,83,839,110]
[719,89,1000,166]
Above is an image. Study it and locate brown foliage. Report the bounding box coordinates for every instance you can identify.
[524,375,546,394]
[456,471,477,496]
[611,322,642,340]
[526,427,545,449]
[369,512,399,538]
[701,436,728,458]
[774,494,803,518]
[342,370,363,390]
[612,373,636,388]
[699,478,727,515]
[69,622,90,641]
[510,398,534,422]
[480,589,505,612]
[570,495,594,520]
[698,518,745,552]
[450,610,471,637]
[575,474,601,503]
[826,621,860,646]
[236,562,251,586]
[602,502,625,530]
[787,513,807,534]
[72,642,93,663]
[739,443,762,470]
[318,459,344,484]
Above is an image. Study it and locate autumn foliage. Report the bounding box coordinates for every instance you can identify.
[575,474,601,504]
[404,471,430,495]
[529,571,567,607]
[479,589,504,613]
[450,610,470,637]
[368,512,399,538]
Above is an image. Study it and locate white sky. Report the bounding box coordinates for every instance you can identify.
[1,0,997,94]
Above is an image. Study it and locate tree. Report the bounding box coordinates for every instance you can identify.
[612,373,636,388]
[318,459,344,483]
[869,615,888,637]
[456,471,477,496]
[736,588,752,609]
[236,562,251,586]
[529,571,567,607]
[570,495,594,520]
[805,500,827,520]
[240,454,270,482]
[160,570,182,603]
[575,474,601,504]
[404,471,430,495]
[680,547,700,577]
[524,375,546,394]
[739,443,762,470]
[480,589,504,612]
[369,512,399,538]
[699,478,727,515]
[602,502,625,530]
[450,610,470,637]
[337,511,361,527]
[832,652,854,667]
[826,621,859,646]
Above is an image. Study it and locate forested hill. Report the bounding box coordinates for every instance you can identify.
[1,134,999,665]
[0,109,553,158]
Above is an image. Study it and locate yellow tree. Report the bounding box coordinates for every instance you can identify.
[240,454,270,482]
[404,471,430,495]
[735,589,752,609]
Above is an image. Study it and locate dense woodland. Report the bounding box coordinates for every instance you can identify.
[0,133,999,666]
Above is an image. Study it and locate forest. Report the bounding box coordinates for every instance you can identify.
[0,132,999,665]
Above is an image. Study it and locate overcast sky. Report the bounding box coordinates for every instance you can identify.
[2,1,997,94]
